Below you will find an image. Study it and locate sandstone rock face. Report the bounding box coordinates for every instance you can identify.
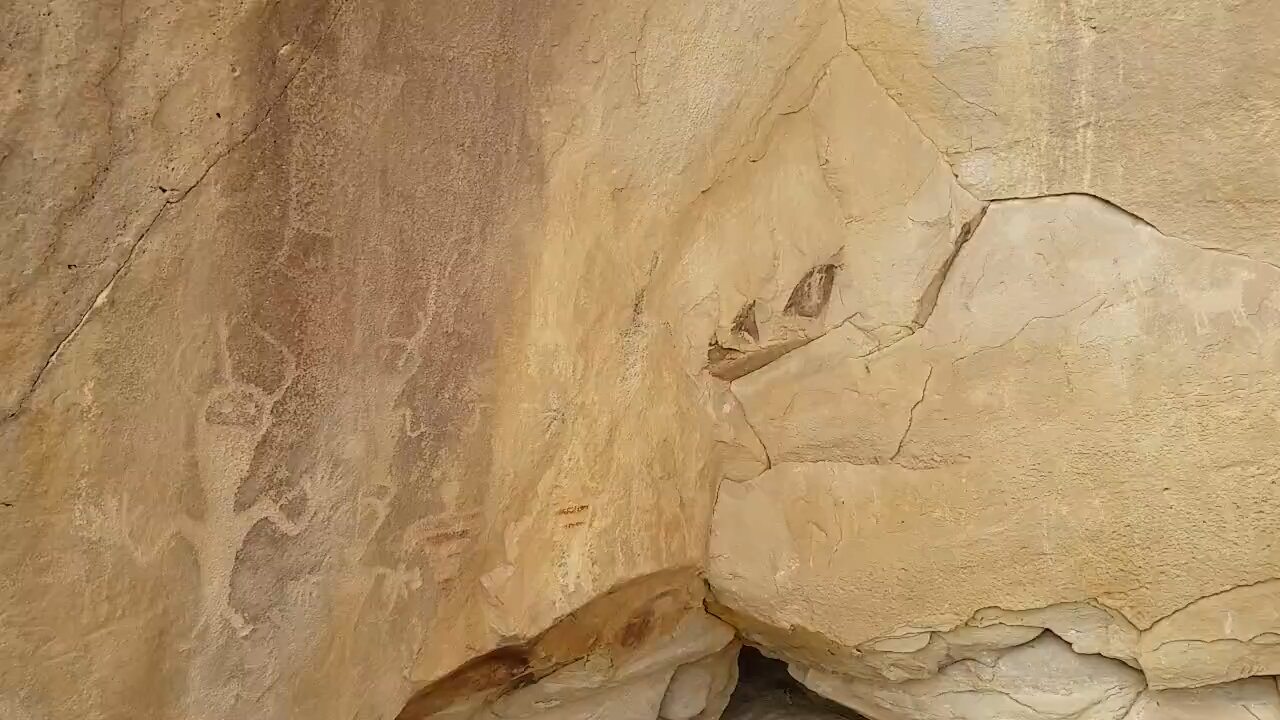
[795,637,1280,720]
[3,0,1279,718]
[659,641,742,720]
[710,195,1280,689]
[3,0,757,716]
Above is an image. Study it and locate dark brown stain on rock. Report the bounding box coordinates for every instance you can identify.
[784,263,838,318]
[731,300,760,342]
[395,568,703,720]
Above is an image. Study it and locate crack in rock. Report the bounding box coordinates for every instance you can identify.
[1142,577,1280,632]
[1,0,351,425]
[726,383,773,473]
[890,365,933,462]
[913,204,989,328]
[949,294,1107,366]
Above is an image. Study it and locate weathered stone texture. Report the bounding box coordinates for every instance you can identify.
[3,0,1279,718]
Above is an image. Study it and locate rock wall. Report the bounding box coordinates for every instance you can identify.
[2,0,1278,719]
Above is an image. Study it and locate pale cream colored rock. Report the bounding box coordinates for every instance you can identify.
[771,622,1046,687]
[972,603,1142,668]
[938,624,1044,662]
[660,641,742,720]
[660,662,715,719]
[688,642,743,720]
[480,670,677,720]
[796,633,1145,720]
[867,634,932,654]
[710,194,1280,685]
[1123,678,1280,720]
[731,333,935,465]
[854,634,950,683]
[838,0,1280,260]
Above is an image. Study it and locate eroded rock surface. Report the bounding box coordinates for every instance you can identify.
[710,194,1280,699]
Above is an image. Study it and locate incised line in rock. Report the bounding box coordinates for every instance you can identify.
[949,293,1108,366]
[1141,576,1280,632]
[890,364,933,462]
[726,382,773,472]
[935,688,1047,715]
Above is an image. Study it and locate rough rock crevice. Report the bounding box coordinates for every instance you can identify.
[912,205,988,329]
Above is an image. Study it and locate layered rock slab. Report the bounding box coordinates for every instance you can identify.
[709,194,1280,689]
[795,633,1145,720]
[795,633,1280,720]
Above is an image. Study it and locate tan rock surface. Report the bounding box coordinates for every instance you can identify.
[1138,579,1280,689]
[796,633,1146,720]
[5,0,1280,717]
[660,641,742,720]
[1,0,343,418]
[838,0,1280,260]
[461,611,735,720]
[710,194,1280,687]
[1,0,825,716]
